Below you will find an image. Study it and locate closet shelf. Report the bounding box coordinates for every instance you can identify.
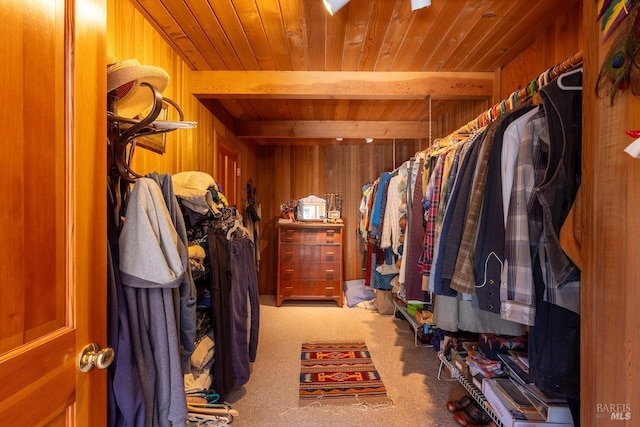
[108,112,196,134]
[392,298,432,347]
[437,351,505,427]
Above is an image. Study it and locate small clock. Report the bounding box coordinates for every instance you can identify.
[328,210,341,219]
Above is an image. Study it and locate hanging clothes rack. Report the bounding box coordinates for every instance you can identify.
[106,82,197,227]
[107,83,195,182]
[450,51,583,138]
[108,82,161,182]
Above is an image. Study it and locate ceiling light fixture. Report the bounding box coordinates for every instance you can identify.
[365,137,374,144]
[411,0,431,11]
[323,0,349,15]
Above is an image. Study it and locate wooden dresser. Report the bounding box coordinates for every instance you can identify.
[276,221,344,307]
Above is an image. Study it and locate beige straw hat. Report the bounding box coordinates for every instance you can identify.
[107,57,170,118]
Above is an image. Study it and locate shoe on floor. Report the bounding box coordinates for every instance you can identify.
[446,394,474,413]
[452,398,492,426]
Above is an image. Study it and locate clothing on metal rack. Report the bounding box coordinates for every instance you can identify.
[448,51,584,141]
[107,79,203,426]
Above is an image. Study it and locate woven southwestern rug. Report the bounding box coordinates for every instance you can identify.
[299,341,393,407]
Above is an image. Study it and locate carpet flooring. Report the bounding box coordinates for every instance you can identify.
[228,295,467,426]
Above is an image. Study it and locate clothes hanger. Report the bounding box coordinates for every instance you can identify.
[225,220,240,239]
[186,389,220,404]
[499,98,508,115]
[226,217,250,240]
[527,78,538,98]
[510,89,519,109]
[481,109,492,127]
[476,113,486,129]
[528,70,549,105]
[187,401,238,415]
[539,68,551,88]
[557,66,583,90]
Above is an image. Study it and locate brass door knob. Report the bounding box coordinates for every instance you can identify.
[77,343,115,372]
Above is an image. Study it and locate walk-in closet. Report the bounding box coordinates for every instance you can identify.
[1,0,639,426]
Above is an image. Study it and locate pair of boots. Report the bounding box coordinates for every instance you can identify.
[446,395,493,427]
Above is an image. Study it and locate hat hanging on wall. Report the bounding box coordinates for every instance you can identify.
[107,57,170,118]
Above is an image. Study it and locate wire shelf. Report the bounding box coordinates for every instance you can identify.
[392,299,432,347]
[437,351,505,427]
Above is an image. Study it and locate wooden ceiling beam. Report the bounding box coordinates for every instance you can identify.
[235,120,431,139]
[190,71,493,100]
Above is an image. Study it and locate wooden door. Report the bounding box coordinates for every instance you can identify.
[0,0,106,424]
[217,135,239,207]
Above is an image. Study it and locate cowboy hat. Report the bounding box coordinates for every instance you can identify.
[107,57,170,118]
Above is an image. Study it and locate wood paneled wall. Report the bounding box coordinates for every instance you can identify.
[498,4,583,100]
[107,0,258,197]
[255,141,421,294]
[432,100,490,138]
[582,2,640,424]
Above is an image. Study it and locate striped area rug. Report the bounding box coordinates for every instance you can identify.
[299,341,393,407]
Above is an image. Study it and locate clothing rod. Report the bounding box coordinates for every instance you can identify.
[448,50,583,138]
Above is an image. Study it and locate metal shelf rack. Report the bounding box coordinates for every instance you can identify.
[437,351,505,427]
[392,298,432,347]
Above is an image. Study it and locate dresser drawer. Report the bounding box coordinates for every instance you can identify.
[293,280,340,298]
[298,245,320,261]
[299,263,321,280]
[291,263,339,281]
[278,245,299,263]
[280,266,297,281]
[320,245,340,262]
[319,263,341,281]
[280,227,342,244]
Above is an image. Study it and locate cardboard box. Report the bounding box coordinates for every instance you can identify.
[516,383,574,424]
[482,378,574,427]
[496,355,573,423]
[472,372,484,391]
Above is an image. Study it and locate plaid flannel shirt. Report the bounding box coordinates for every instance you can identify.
[417,153,445,274]
[500,111,547,325]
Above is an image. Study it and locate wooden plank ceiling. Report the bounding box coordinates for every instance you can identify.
[131,0,574,145]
